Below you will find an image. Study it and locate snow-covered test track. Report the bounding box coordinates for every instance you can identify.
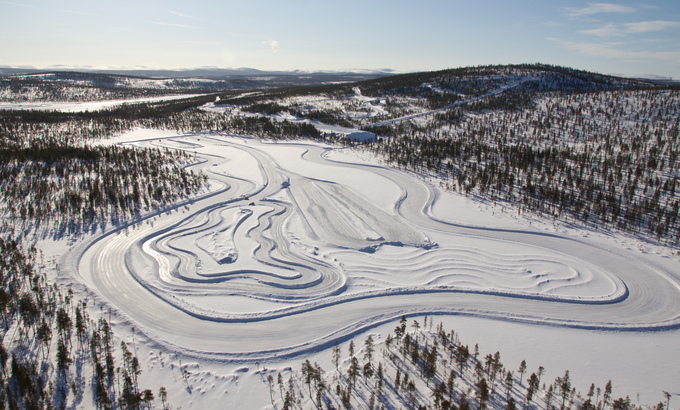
[65,131,680,362]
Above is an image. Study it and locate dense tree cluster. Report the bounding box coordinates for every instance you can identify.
[0,103,215,236]
[0,128,207,236]
[239,101,355,128]
[225,115,323,140]
[0,237,163,408]
[240,102,290,116]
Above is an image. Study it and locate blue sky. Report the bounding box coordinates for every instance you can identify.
[1,0,679,78]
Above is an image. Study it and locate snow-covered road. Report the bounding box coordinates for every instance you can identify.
[63,132,680,362]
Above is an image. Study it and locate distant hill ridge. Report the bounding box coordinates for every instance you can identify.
[2,63,676,105]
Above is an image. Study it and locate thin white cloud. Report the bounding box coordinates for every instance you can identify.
[580,23,624,37]
[553,38,680,64]
[624,20,680,33]
[580,20,680,37]
[148,21,194,29]
[263,40,280,51]
[60,9,96,16]
[169,10,204,21]
[0,1,35,7]
[564,3,635,17]
[183,40,220,46]
[542,21,563,27]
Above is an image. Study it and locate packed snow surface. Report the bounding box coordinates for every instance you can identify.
[58,129,680,405]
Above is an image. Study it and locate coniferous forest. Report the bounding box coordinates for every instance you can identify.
[0,238,160,409]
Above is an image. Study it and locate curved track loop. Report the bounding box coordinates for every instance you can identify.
[66,133,680,361]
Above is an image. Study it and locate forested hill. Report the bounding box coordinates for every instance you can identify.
[358,65,680,246]
[217,63,659,109]
[355,63,654,102]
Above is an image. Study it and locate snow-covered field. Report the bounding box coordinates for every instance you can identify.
[41,128,680,408]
